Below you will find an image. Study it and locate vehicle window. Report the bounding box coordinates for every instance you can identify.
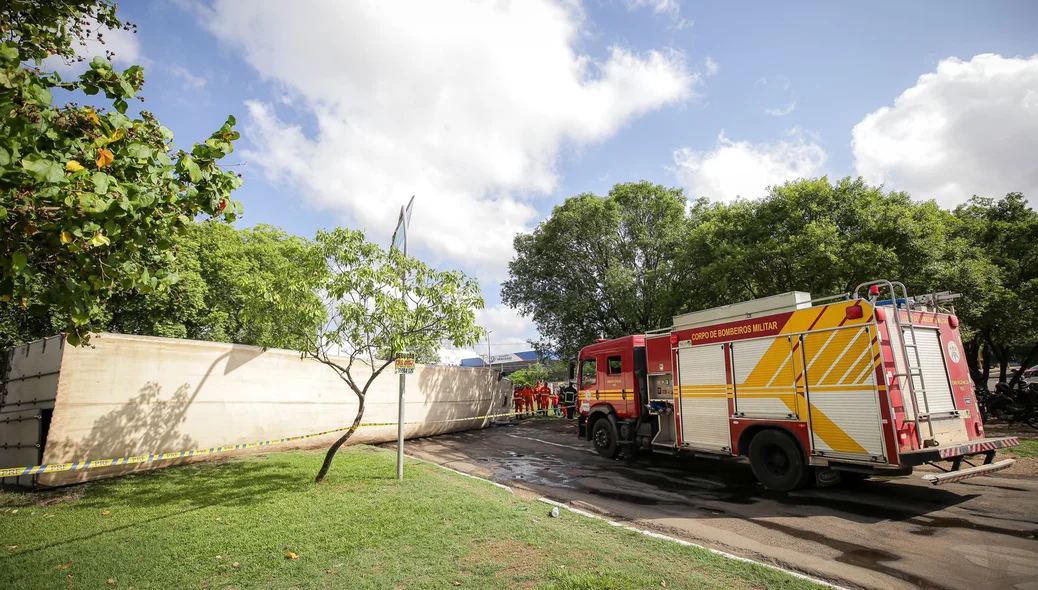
[580,359,597,387]
[606,355,622,375]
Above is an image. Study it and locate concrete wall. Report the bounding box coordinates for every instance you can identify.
[0,333,509,487]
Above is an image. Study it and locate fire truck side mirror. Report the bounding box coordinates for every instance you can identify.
[568,361,576,380]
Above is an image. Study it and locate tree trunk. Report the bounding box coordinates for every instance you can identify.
[982,342,991,384]
[965,339,983,385]
[986,336,1007,382]
[1009,342,1038,389]
[314,395,366,484]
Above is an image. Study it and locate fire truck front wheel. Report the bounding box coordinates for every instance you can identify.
[591,418,620,459]
[748,429,811,492]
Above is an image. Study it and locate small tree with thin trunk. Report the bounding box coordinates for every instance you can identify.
[266,227,483,483]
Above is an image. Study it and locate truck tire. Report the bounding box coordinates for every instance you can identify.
[592,418,620,459]
[748,429,811,492]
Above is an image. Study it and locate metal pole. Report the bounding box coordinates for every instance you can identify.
[392,196,414,481]
[397,371,405,480]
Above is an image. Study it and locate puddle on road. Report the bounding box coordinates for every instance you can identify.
[584,489,662,505]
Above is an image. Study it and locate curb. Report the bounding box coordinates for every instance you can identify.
[536,498,847,590]
[406,454,514,494]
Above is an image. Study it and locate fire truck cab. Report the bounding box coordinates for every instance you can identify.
[575,280,1020,491]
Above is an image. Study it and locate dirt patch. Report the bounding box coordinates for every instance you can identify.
[460,539,548,584]
[0,484,86,507]
[983,423,1038,441]
[996,455,1038,478]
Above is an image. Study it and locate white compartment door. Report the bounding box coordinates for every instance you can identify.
[802,327,886,460]
[677,344,731,451]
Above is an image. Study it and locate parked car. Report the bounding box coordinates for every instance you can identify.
[1023,365,1038,384]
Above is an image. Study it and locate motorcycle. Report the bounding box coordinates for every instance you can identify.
[976,380,1038,429]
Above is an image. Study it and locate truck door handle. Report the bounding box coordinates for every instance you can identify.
[622,389,627,400]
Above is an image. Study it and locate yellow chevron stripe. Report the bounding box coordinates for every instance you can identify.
[821,330,870,385]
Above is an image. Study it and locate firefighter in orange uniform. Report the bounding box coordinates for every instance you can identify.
[522,384,535,414]
[536,381,549,415]
[513,386,524,417]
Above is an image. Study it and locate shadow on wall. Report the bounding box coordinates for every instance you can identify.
[42,346,268,484]
[46,381,199,467]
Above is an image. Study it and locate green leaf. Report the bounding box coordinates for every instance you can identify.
[125,143,152,160]
[71,309,91,326]
[0,42,18,62]
[183,157,202,183]
[92,171,111,195]
[11,252,27,273]
[113,98,128,114]
[108,112,131,129]
[21,155,64,184]
[89,56,111,71]
[0,206,6,220]
[30,83,52,106]
[0,146,9,166]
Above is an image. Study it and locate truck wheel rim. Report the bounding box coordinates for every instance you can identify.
[763,445,790,476]
[594,428,610,448]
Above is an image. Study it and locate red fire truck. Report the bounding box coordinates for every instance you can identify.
[574,279,1020,491]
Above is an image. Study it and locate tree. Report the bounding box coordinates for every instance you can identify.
[0,0,242,345]
[681,177,989,305]
[105,223,320,348]
[951,193,1038,384]
[265,228,484,483]
[506,361,564,388]
[503,181,689,360]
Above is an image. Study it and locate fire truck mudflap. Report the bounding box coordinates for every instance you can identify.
[899,437,1019,485]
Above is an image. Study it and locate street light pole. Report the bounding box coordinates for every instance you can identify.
[486,330,492,369]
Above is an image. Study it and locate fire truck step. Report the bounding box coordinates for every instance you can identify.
[920,459,1015,485]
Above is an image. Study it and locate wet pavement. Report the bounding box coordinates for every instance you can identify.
[399,419,1038,590]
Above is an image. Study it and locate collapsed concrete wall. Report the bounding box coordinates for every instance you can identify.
[0,333,510,487]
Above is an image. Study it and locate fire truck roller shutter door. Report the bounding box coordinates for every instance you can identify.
[731,336,798,419]
[802,326,886,459]
[906,328,956,416]
[677,343,731,450]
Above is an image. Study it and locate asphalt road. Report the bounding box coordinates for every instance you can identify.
[400,418,1038,590]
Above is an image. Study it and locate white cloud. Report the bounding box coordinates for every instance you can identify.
[672,129,827,201]
[757,75,795,116]
[625,0,692,30]
[198,0,696,280]
[437,303,536,364]
[703,56,719,77]
[169,65,206,90]
[42,17,142,73]
[853,54,1038,208]
[764,102,796,117]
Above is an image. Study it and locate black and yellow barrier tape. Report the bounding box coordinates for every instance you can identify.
[0,411,517,479]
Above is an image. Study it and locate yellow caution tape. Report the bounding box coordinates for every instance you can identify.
[0,411,517,479]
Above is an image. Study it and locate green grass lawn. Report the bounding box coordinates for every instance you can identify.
[0,446,822,590]
[1004,438,1038,458]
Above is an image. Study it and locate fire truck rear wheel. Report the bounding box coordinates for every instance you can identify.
[591,418,620,459]
[748,429,811,492]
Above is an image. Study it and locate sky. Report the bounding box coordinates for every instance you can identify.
[58,0,1038,362]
